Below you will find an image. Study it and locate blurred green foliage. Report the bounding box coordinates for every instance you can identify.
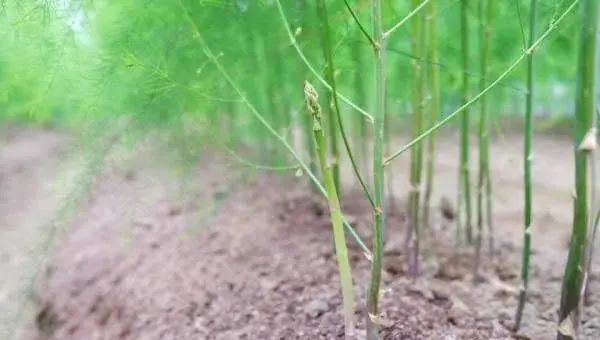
[0,0,580,130]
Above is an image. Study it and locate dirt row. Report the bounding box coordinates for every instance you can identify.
[1,125,599,339]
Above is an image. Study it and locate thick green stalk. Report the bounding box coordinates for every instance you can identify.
[514,0,536,331]
[366,0,385,338]
[408,0,425,276]
[557,0,599,338]
[304,81,356,338]
[422,0,439,242]
[475,0,494,273]
[459,0,473,244]
[315,0,340,194]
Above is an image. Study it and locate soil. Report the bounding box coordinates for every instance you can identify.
[1,123,600,340]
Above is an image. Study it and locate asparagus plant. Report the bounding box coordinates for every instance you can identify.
[366,0,386,338]
[459,0,473,245]
[296,1,319,185]
[475,0,494,274]
[304,80,356,338]
[408,0,426,276]
[514,0,537,331]
[557,0,599,338]
[422,0,440,246]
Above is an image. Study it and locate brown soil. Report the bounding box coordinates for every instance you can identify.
[2,124,600,340]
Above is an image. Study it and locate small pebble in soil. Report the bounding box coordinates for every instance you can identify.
[303,299,329,318]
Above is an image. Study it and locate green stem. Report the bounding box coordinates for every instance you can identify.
[557,0,599,338]
[423,0,439,254]
[408,0,425,277]
[316,0,375,207]
[383,0,431,40]
[514,0,536,331]
[476,0,494,274]
[459,0,473,244]
[343,0,375,48]
[367,0,386,338]
[275,0,373,123]
[304,81,356,338]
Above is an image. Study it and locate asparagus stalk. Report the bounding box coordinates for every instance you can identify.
[557,0,599,338]
[304,81,356,338]
[514,0,537,331]
[422,0,440,249]
[459,0,473,245]
[408,0,425,277]
[366,0,386,338]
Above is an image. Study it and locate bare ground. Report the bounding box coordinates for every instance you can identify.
[1,124,600,340]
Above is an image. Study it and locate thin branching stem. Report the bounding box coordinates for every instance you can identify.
[316,0,376,208]
[514,0,537,332]
[343,0,376,48]
[408,0,425,277]
[383,0,581,167]
[275,0,374,123]
[422,0,440,258]
[383,0,431,40]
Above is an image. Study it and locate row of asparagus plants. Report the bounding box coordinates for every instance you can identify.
[284,1,597,339]
[171,1,596,338]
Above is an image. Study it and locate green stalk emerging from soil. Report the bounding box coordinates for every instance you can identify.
[408,0,425,277]
[475,0,493,275]
[366,0,386,338]
[304,81,356,338]
[514,0,537,332]
[484,1,495,260]
[422,0,439,245]
[459,0,473,244]
[557,0,599,338]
